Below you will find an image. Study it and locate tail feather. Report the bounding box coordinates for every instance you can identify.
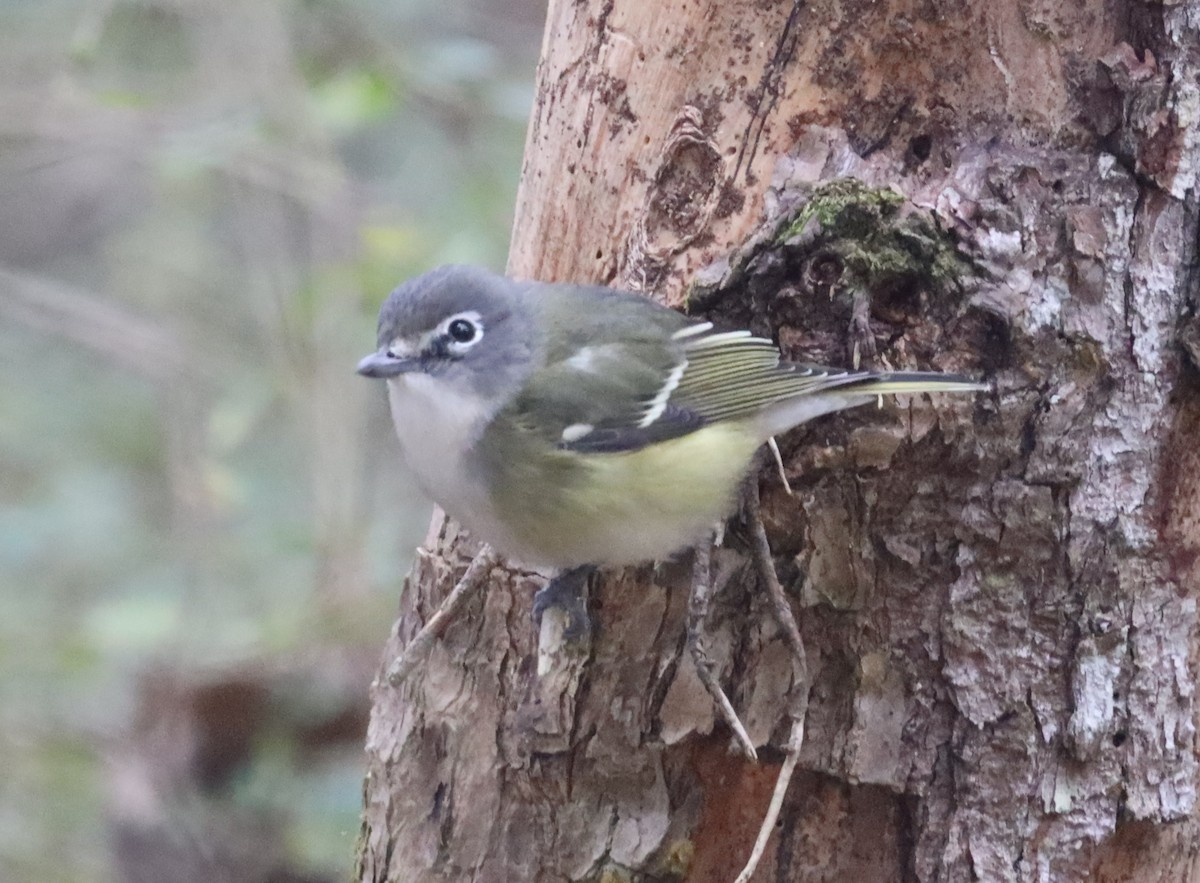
[757,369,989,438]
[674,327,989,436]
[833,371,992,396]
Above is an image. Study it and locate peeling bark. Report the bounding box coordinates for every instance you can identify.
[358,1,1200,880]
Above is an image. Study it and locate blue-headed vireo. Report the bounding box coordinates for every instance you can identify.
[357,265,987,573]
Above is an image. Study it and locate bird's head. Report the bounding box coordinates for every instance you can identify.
[357,265,536,401]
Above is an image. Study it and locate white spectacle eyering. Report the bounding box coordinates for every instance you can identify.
[439,310,485,355]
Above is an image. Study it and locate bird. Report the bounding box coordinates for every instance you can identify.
[357,264,986,615]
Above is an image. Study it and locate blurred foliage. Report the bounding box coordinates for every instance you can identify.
[0,0,543,880]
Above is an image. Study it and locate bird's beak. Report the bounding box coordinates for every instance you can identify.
[356,349,419,378]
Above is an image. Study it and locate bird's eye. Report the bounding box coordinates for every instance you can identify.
[447,318,478,343]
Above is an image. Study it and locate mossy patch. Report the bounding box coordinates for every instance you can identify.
[689,177,977,315]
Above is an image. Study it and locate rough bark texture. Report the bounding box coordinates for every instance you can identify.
[358,1,1200,881]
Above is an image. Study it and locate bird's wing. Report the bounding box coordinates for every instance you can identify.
[512,320,983,454]
[670,329,863,422]
[671,328,986,436]
[508,320,707,453]
[508,320,822,453]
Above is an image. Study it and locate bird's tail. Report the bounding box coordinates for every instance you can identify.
[834,371,992,397]
[757,367,989,438]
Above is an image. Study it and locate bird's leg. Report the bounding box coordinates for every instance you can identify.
[532,564,595,642]
[688,538,757,760]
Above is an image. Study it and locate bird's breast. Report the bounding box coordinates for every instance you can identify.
[385,376,501,525]
[481,418,763,568]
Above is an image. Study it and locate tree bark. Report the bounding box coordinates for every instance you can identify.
[358,1,1200,881]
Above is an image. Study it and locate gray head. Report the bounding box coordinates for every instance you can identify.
[356,265,537,400]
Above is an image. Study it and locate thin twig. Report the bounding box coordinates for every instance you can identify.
[745,479,807,677]
[386,545,499,686]
[733,474,810,882]
[849,286,877,370]
[765,436,793,496]
[688,539,758,761]
[0,266,191,379]
[733,715,805,883]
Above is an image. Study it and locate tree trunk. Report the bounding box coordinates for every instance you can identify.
[358,1,1200,881]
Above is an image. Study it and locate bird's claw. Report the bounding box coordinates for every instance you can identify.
[532,565,594,643]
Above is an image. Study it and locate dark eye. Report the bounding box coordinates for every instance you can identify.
[447,318,478,343]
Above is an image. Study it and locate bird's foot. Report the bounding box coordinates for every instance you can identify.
[532,564,595,643]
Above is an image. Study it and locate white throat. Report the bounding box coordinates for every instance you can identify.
[386,373,497,524]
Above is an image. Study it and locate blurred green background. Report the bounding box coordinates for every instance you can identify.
[0,1,543,880]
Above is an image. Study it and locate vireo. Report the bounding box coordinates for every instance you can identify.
[358,265,986,575]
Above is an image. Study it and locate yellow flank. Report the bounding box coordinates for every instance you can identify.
[490,421,762,567]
